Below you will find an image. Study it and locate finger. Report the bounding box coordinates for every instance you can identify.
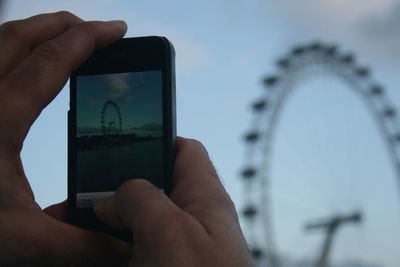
[0,11,83,77]
[170,138,240,238]
[0,20,127,156]
[94,179,193,239]
[171,138,235,215]
[46,226,131,266]
[44,200,68,222]
[94,196,125,230]
[15,155,35,198]
[5,210,132,266]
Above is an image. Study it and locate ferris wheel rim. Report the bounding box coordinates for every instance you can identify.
[240,41,400,266]
[100,100,123,136]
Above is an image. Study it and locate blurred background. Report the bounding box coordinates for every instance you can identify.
[1,1,399,267]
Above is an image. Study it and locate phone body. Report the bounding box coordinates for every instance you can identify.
[68,36,176,242]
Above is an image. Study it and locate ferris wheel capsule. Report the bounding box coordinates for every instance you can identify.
[370,85,384,96]
[241,167,257,179]
[251,248,264,259]
[277,58,291,69]
[340,53,355,64]
[383,107,396,117]
[245,131,260,142]
[252,99,268,111]
[242,205,258,218]
[309,42,323,51]
[264,75,280,87]
[355,67,370,78]
[324,45,338,56]
[292,46,306,56]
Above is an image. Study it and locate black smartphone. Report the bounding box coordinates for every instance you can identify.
[68,36,176,242]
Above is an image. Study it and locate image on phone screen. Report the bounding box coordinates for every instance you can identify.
[75,71,164,208]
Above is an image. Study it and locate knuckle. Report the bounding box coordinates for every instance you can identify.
[55,10,83,25]
[157,215,187,240]
[120,178,152,192]
[81,21,98,30]
[183,138,211,158]
[117,179,155,200]
[219,196,239,220]
[55,10,76,19]
[153,209,187,241]
[135,213,185,249]
[77,21,99,37]
[221,197,237,214]
[33,39,63,63]
[206,163,219,179]
[203,188,237,218]
[0,20,22,40]
[187,138,206,150]
[68,21,97,48]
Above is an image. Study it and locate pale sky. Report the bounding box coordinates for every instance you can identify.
[2,1,400,267]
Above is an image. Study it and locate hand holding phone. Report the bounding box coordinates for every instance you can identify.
[0,12,131,266]
[0,12,253,267]
[94,138,254,267]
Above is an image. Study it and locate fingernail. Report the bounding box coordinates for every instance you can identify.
[107,20,127,30]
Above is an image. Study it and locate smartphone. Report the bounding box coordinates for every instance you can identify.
[68,36,176,242]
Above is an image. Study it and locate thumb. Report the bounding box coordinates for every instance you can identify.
[94,179,182,234]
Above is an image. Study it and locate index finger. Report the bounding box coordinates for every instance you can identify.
[0,20,127,155]
[0,11,83,77]
[171,138,236,217]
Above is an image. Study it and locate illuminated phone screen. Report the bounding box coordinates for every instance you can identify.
[75,71,164,208]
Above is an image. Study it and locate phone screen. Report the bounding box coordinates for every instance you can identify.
[74,70,164,208]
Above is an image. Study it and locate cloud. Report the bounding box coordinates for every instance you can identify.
[269,0,395,28]
[103,73,136,104]
[125,123,162,137]
[105,73,129,98]
[261,0,400,65]
[130,123,162,132]
[358,2,400,62]
[171,34,209,73]
[131,20,210,73]
[77,127,102,136]
[1,0,117,21]
[362,5,400,36]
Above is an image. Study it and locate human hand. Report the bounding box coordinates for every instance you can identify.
[94,138,254,267]
[0,11,132,266]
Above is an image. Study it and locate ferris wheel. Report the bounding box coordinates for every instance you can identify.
[100,100,123,136]
[240,42,400,267]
